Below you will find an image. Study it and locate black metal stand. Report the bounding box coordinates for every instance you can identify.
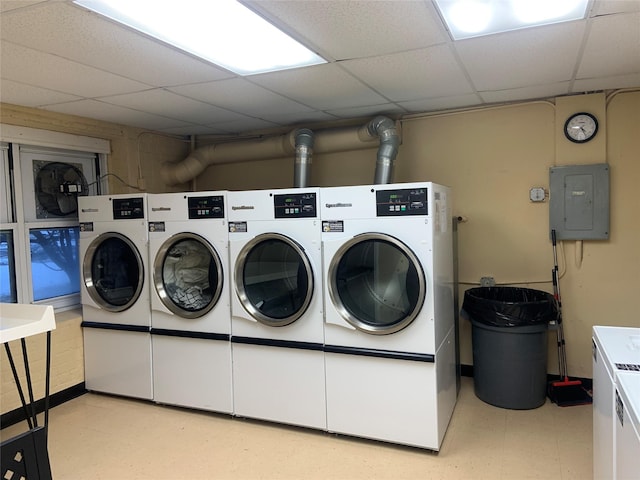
[2,331,53,480]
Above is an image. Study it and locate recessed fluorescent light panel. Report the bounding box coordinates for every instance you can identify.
[434,0,590,40]
[73,0,327,75]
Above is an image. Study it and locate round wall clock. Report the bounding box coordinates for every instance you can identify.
[564,112,598,143]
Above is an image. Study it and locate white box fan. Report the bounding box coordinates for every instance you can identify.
[34,160,88,219]
[21,148,96,223]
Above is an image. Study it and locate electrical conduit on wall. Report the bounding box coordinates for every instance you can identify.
[160,116,400,187]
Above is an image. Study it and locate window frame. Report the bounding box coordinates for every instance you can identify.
[0,227,19,303]
[0,125,109,311]
[0,144,19,303]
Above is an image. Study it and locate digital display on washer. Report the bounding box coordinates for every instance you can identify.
[188,195,225,219]
[112,197,145,219]
[273,192,317,218]
[376,188,428,217]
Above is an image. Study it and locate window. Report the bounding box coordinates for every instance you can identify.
[0,143,18,303]
[30,227,80,301]
[19,146,98,309]
[0,127,109,311]
[0,230,18,303]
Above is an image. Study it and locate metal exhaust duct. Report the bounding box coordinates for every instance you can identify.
[160,132,298,186]
[293,128,314,188]
[160,116,400,186]
[368,116,400,185]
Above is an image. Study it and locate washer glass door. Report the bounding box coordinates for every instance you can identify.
[328,233,425,334]
[154,233,223,318]
[236,233,313,326]
[83,232,144,312]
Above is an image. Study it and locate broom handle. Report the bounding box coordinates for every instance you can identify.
[552,268,566,379]
[552,230,562,306]
[551,230,569,380]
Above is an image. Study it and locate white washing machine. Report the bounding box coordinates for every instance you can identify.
[79,194,152,400]
[615,372,640,480]
[148,192,233,413]
[227,188,325,429]
[593,326,640,479]
[321,182,456,450]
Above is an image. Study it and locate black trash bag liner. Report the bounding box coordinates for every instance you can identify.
[462,287,558,327]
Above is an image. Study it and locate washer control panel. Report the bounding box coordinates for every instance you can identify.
[112,196,145,219]
[376,187,428,217]
[274,192,317,218]
[188,195,225,219]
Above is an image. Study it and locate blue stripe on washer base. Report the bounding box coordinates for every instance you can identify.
[324,345,435,363]
[81,321,149,333]
[150,328,230,341]
[231,336,323,351]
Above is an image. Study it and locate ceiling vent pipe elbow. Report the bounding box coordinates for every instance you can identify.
[368,115,400,185]
[160,133,297,185]
[160,115,400,186]
[293,128,314,188]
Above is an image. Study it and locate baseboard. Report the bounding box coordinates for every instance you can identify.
[1,383,87,430]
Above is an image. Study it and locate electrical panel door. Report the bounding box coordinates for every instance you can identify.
[549,163,609,240]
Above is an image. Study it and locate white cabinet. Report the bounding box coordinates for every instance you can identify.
[615,372,640,480]
[592,326,640,480]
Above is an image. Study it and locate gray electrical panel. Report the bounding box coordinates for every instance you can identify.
[549,163,609,240]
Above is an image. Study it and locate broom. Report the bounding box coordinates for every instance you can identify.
[547,229,592,406]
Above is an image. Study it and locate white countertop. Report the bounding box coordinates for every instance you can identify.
[0,303,56,343]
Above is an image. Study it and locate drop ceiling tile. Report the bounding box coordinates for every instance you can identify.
[479,83,571,104]
[398,94,483,113]
[578,13,640,78]
[169,78,315,117]
[99,89,247,124]
[246,0,447,60]
[0,1,45,13]
[455,22,586,91]
[573,72,640,92]
[592,0,640,15]
[325,103,407,119]
[0,42,149,97]
[208,118,281,135]
[340,45,474,102]
[250,63,388,110]
[262,110,338,127]
[158,125,230,136]
[1,1,638,130]
[0,2,234,87]
[42,100,192,131]
[0,79,81,106]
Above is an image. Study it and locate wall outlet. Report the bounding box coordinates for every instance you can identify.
[480,276,495,287]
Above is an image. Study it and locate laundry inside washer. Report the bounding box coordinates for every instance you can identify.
[163,239,217,311]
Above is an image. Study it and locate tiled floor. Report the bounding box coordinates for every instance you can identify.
[1,377,592,479]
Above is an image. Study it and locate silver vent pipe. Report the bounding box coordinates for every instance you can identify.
[160,116,400,186]
[368,116,400,184]
[293,128,314,188]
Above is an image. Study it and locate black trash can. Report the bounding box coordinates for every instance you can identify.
[462,287,557,410]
